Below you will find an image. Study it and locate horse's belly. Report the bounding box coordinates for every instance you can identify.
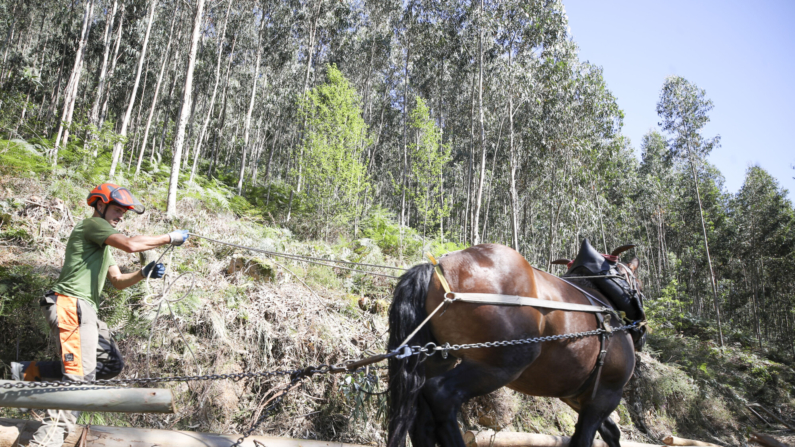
[507,337,599,397]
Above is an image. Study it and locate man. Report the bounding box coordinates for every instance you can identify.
[11,183,189,447]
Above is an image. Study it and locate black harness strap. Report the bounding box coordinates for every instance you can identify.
[558,275,615,399]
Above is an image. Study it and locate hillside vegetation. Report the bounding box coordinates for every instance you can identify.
[1,153,793,445]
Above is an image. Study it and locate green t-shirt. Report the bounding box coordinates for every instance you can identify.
[52,217,120,311]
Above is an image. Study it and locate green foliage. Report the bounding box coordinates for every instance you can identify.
[0,138,51,175]
[0,226,32,243]
[0,266,49,316]
[298,64,370,235]
[63,120,127,167]
[646,278,686,327]
[306,265,343,290]
[229,195,256,217]
[657,76,720,161]
[407,96,451,239]
[361,206,423,257]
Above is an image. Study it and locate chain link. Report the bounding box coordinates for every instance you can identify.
[1,368,303,389]
[403,322,639,358]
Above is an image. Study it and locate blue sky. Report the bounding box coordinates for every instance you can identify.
[563,0,795,199]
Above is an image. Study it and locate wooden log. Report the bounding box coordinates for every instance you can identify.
[663,435,721,446]
[747,404,795,431]
[0,380,174,413]
[463,430,668,447]
[0,418,371,447]
[750,432,793,447]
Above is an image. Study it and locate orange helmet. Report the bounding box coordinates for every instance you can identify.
[87,183,145,215]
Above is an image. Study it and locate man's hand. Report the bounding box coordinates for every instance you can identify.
[142,262,166,279]
[168,230,190,246]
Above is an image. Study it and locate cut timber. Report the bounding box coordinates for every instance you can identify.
[0,380,174,413]
[0,418,371,447]
[750,432,793,447]
[747,404,795,431]
[663,435,721,446]
[464,430,668,447]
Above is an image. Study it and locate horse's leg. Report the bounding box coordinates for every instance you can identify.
[423,358,526,447]
[597,416,622,447]
[410,393,438,447]
[567,388,624,447]
[561,397,621,447]
[410,355,457,447]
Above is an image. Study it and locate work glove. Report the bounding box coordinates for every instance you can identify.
[168,229,190,246]
[141,261,166,279]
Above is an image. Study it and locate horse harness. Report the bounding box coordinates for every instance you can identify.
[426,253,630,399]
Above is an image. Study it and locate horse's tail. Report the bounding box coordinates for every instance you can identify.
[387,262,435,447]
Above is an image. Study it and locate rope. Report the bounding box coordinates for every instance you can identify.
[139,245,202,378]
[189,233,403,279]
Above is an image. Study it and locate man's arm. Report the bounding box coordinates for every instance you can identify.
[105,233,171,253]
[107,265,144,290]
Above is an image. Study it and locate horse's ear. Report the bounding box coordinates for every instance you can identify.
[551,259,571,265]
[610,244,636,257]
[628,258,640,272]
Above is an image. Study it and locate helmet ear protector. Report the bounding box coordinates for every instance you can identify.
[87,183,145,217]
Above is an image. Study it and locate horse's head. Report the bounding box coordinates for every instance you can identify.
[610,246,647,350]
[610,245,644,300]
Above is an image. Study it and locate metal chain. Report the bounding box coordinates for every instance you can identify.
[1,362,391,390]
[1,368,302,389]
[401,323,639,358]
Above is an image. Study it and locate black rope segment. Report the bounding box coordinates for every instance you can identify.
[189,233,404,279]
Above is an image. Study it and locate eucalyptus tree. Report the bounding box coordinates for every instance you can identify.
[166,0,205,216]
[186,1,230,183]
[657,75,724,347]
[52,0,94,163]
[729,167,795,349]
[109,0,158,178]
[89,0,119,128]
[135,5,179,175]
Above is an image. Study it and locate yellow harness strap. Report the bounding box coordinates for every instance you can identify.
[426,252,452,294]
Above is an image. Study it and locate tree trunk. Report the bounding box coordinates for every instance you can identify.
[464,67,476,244]
[126,56,152,169]
[109,0,158,178]
[291,1,322,207]
[188,2,231,184]
[135,8,178,175]
[688,154,724,347]
[472,0,486,246]
[263,117,282,184]
[99,2,126,131]
[237,30,263,195]
[399,20,411,229]
[52,0,95,164]
[207,32,236,177]
[507,45,519,252]
[0,1,19,86]
[166,0,205,217]
[89,0,118,127]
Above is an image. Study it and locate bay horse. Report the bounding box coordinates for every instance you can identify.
[387,243,642,447]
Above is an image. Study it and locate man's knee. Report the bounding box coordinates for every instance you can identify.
[95,343,124,380]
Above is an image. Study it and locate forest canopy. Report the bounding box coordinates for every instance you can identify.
[0,0,793,356]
